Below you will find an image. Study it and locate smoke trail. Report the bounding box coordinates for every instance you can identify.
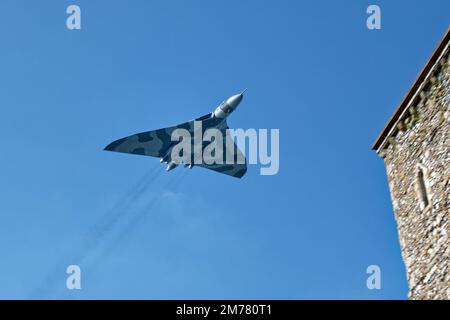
[85,164,161,240]
[76,165,162,262]
[28,163,163,298]
[99,168,189,257]
[30,166,191,299]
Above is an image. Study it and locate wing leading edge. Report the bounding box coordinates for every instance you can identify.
[104,121,194,158]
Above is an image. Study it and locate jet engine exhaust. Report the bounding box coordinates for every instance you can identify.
[166,161,177,171]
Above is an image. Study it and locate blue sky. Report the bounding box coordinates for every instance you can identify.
[0,0,448,299]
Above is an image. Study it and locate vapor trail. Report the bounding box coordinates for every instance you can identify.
[99,169,189,257]
[83,164,161,246]
[29,164,163,298]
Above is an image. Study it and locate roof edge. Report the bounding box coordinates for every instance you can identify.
[372,26,450,152]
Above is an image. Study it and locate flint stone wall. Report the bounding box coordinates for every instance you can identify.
[380,50,449,300]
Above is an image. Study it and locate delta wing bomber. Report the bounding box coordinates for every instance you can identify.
[104,91,248,178]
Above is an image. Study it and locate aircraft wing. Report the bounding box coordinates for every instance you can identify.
[197,129,247,179]
[104,121,194,158]
[104,120,247,178]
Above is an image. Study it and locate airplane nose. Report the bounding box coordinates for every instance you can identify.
[226,92,244,109]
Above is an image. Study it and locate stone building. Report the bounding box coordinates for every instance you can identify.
[373,28,449,300]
